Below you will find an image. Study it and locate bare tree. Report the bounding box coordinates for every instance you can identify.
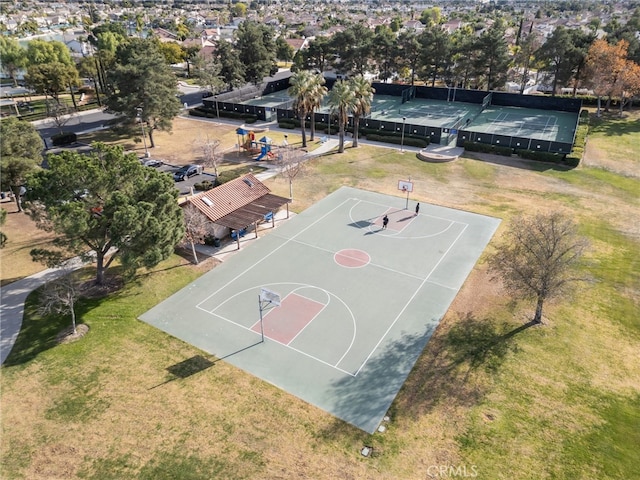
[488,213,588,324]
[182,205,213,264]
[194,134,222,177]
[276,146,306,200]
[0,208,7,247]
[39,268,81,335]
[49,101,77,134]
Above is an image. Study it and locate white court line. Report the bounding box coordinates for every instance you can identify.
[195,197,355,309]
[348,200,463,239]
[486,112,509,134]
[282,285,359,372]
[425,278,460,291]
[271,234,425,281]
[209,304,356,376]
[353,223,469,377]
[194,196,469,378]
[350,198,463,226]
[198,282,359,376]
[271,288,328,346]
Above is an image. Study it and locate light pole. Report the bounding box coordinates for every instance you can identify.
[400,117,406,153]
[136,107,149,158]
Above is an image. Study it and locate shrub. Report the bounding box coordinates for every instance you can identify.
[216,168,247,184]
[189,107,256,123]
[563,109,590,167]
[463,141,512,156]
[203,234,220,247]
[193,180,214,191]
[188,108,208,118]
[51,132,77,146]
[366,134,429,148]
[516,150,566,163]
[279,117,300,127]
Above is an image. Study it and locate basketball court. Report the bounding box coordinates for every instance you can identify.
[140,187,501,433]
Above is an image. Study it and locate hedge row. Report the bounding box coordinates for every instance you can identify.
[563,109,590,167]
[215,165,263,185]
[463,141,513,156]
[193,180,215,191]
[51,132,77,146]
[277,121,431,148]
[189,107,257,123]
[516,149,566,163]
[367,134,429,148]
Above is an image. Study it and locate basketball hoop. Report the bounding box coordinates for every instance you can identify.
[398,180,413,192]
[398,180,414,209]
[260,288,281,306]
[258,288,281,343]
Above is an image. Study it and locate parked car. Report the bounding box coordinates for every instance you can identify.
[140,158,163,167]
[173,164,202,181]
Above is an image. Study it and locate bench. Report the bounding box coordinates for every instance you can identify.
[230,228,247,240]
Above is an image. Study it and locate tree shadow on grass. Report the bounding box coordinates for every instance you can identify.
[589,111,640,137]
[396,313,536,419]
[318,313,535,440]
[3,290,111,367]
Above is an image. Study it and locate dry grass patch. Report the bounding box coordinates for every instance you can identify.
[0,205,56,286]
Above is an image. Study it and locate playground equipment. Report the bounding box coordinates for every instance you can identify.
[236,129,276,160]
[254,136,276,161]
[237,128,261,154]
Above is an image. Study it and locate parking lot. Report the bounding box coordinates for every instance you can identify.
[143,159,216,195]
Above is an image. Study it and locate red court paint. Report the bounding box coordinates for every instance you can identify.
[251,293,324,344]
[334,249,370,268]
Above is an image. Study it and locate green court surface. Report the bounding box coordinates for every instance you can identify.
[468,105,578,143]
[140,187,501,433]
[359,95,480,128]
[250,90,576,141]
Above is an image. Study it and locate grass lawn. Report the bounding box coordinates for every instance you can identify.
[1,109,639,479]
[0,200,57,287]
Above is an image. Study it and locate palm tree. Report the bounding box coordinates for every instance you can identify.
[288,70,314,148]
[349,76,375,148]
[307,72,328,142]
[326,79,355,153]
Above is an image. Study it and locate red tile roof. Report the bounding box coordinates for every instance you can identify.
[182,173,290,230]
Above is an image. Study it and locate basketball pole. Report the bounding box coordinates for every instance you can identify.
[258,295,265,343]
[405,176,411,209]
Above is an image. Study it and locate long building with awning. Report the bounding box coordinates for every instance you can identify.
[181,173,291,249]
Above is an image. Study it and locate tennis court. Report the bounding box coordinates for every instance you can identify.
[255,90,480,129]
[140,187,500,433]
[243,94,294,109]
[364,94,482,129]
[467,105,578,143]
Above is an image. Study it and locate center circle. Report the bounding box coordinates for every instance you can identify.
[334,249,371,268]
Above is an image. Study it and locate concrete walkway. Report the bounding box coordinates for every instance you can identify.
[0,257,84,365]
